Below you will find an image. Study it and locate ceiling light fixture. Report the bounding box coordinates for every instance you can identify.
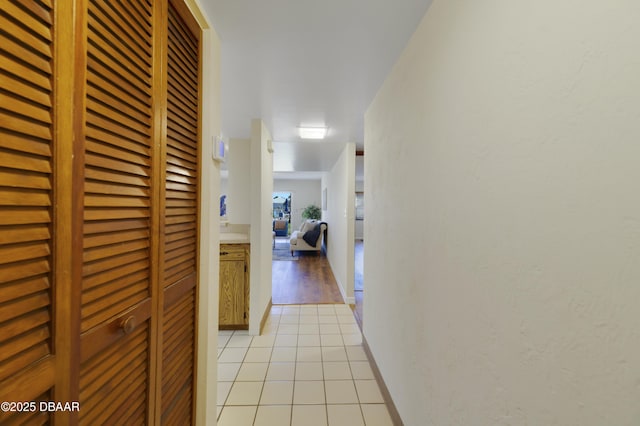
[298,127,327,140]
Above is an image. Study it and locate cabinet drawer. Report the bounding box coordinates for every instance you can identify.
[220,244,249,261]
[220,250,245,261]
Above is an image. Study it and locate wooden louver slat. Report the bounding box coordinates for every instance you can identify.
[79,1,154,422]
[160,2,201,423]
[0,2,54,423]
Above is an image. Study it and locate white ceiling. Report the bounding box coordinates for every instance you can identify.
[202,0,433,175]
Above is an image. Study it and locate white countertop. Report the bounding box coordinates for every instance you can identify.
[220,233,250,244]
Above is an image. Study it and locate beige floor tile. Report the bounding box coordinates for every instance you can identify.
[297,334,321,347]
[334,304,352,312]
[259,381,294,405]
[227,334,253,347]
[218,405,257,426]
[337,315,357,325]
[323,362,352,380]
[298,324,321,335]
[217,405,222,420]
[218,334,231,348]
[281,314,300,324]
[219,347,248,363]
[350,361,375,380]
[218,362,241,381]
[251,334,276,347]
[341,333,362,346]
[345,345,367,361]
[319,324,341,334]
[271,346,297,362]
[291,404,327,426]
[270,306,283,314]
[226,381,264,405]
[320,334,344,347]
[261,324,279,335]
[299,315,320,324]
[217,348,223,358]
[321,346,348,362]
[277,324,299,335]
[297,346,322,362]
[355,380,384,403]
[266,362,296,381]
[318,315,338,324]
[282,306,300,315]
[236,362,269,381]
[293,381,325,404]
[327,404,364,426]
[295,362,324,381]
[325,380,359,404]
[217,381,233,405]
[274,334,298,347]
[340,324,361,335]
[244,347,273,362]
[360,404,394,426]
[254,405,292,426]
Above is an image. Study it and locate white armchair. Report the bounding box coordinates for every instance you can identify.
[289,220,326,255]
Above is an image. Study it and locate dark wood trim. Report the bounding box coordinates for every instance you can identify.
[362,335,404,426]
[54,0,87,423]
[150,0,168,422]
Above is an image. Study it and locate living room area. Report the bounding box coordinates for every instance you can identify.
[271,183,344,304]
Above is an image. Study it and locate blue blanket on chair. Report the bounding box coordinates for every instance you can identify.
[302,222,326,246]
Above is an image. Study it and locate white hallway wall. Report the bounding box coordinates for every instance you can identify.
[249,119,274,335]
[322,143,356,303]
[273,179,321,232]
[364,1,640,425]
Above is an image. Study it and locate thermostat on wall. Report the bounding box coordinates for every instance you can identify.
[212,135,228,162]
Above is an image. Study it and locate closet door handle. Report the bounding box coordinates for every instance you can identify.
[120,316,136,335]
[220,251,229,256]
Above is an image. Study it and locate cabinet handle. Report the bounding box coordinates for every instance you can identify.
[120,316,136,335]
[220,251,229,255]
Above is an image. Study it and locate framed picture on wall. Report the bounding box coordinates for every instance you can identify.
[322,188,327,210]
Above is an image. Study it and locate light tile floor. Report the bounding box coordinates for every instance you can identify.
[217,304,394,426]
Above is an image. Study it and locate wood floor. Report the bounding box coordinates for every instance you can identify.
[272,250,345,304]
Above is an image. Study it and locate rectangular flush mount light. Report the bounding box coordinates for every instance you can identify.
[299,127,327,139]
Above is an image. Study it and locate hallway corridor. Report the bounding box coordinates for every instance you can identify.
[216,304,393,425]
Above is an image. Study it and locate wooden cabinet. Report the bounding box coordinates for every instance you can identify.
[219,244,250,329]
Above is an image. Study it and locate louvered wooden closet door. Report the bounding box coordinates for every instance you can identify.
[79,0,155,424]
[0,0,55,424]
[159,2,201,424]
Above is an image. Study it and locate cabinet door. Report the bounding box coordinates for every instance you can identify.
[79,0,156,423]
[0,0,56,423]
[159,1,201,423]
[219,258,247,326]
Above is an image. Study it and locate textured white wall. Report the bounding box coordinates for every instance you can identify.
[249,120,273,334]
[226,138,251,224]
[364,1,640,425]
[322,143,356,303]
[273,179,321,231]
[194,14,221,426]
